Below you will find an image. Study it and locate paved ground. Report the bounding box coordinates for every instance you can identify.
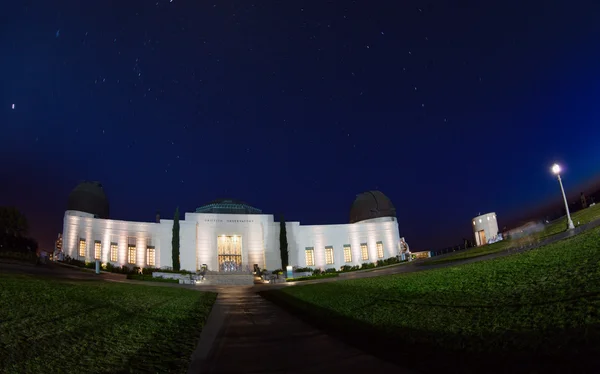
[188,287,410,374]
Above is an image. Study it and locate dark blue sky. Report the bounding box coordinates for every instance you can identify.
[2,1,600,250]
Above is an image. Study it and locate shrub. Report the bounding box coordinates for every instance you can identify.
[0,251,38,264]
[272,269,284,275]
[286,273,339,282]
[151,268,193,274]
[376,257,402,267]
[313,268,323,276]
[325,268,337,273]
[294,267,312,273]
[360,262,375,270]
[126,274,179,283]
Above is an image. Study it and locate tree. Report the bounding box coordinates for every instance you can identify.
[172,207,180,271]
[0,206,29,237]
[279,214,288,268]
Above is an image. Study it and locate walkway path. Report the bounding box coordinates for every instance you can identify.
[188,287,410,374]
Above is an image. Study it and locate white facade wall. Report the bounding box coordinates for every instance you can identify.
[290,217,401,269]
[63,210,160,267]
[186,212,268,272]
[472,212,499,246]
[62,210,403,272]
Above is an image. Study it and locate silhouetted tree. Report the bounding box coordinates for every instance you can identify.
[0,207,34,253]
[0,206,29,237]
[172,207,180,271]
[279,214,289,268]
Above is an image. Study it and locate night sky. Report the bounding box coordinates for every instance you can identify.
[2,1,600,251]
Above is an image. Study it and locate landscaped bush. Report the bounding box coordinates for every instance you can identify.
[271,269,284,275]
[360,262,375,270]
[294,267,312,272]
[150,268,193,274]
[325,268,337,273]
[312,268,323,275]
[60,255,86,268]
[339,265,360,272]
[286,273,339,282]
[376,256,403,267]
[126,274,179,283]
[0,250,38,264]
[139,267,160,275]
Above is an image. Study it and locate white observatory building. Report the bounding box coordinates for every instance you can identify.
[472,212,499,246]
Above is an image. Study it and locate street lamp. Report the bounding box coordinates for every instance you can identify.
[551,163,575,230]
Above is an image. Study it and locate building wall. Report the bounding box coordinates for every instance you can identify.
[63,210,159,267]
[288,217,401,270]
[472,212,499,246]
[62,210,403,272]
[186,212,269,272]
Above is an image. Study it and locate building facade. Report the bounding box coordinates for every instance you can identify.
[61,184,405,272]
[472,212,500,246]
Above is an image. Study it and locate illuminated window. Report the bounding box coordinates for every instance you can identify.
[361,243,369,261]
[305,247,315,266]
[473,221,476,226]
[78,239,86,257]
[376,241,384,259]
[343,245,352,263]
[94,241,101,260]
[110,242,118,262]
[147,247,155,266]
[479,219,482,223]
[325,246,334,265]
[487,217,490,221]
[128,245,136,264]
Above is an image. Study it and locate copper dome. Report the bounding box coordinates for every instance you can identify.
[67,181,109,218]
[195,199,262,214]
[349,191,396,223]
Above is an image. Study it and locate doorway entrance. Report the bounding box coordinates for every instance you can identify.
[477,230,487,246]
[217,235,242,271]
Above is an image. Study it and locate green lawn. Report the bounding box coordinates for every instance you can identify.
[264,226,600,372]
[424,203,600,265]
[0,275,216,373]
[536,202,600,239]
[422,238,515,265]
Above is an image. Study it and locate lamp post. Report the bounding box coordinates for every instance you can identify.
[551,163,575,230]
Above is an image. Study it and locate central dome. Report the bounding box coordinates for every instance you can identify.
[67,181,110,219]
[195,199,262,215]
[349,191,396,223]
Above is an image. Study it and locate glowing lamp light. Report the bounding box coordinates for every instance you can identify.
[552,163,561,175]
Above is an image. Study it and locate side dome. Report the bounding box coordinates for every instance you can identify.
[67,181,110,218]
[195,199,262,215]
[350,191,396,223]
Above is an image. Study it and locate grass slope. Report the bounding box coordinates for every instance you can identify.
[538,202,600,239]
[0,275,216,373]
[426,203,600,265]
[265,226,600,372]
